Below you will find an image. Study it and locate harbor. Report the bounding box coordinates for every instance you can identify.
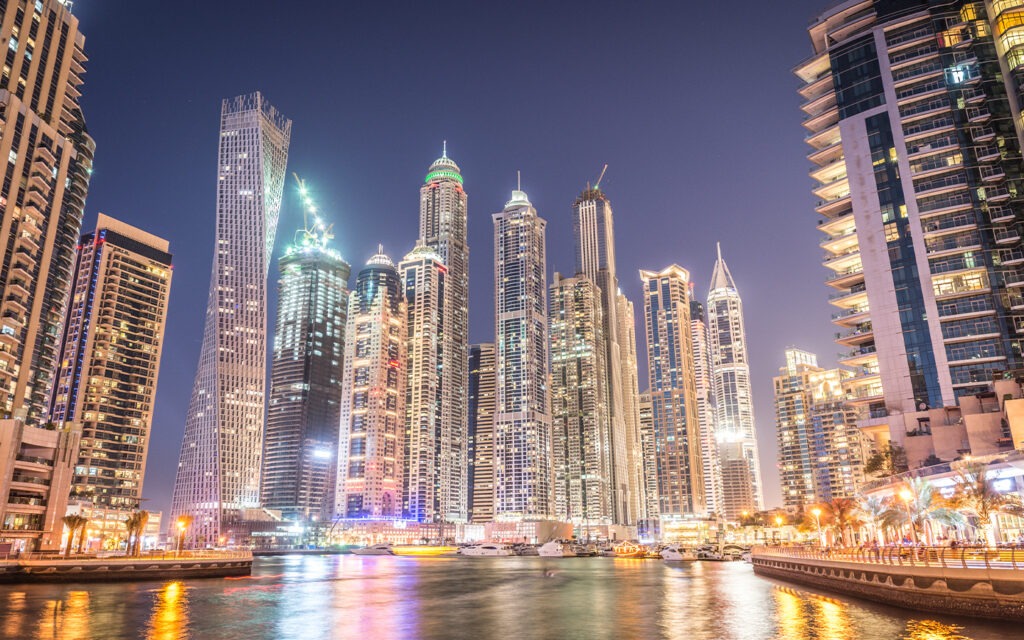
[0,550,252,584]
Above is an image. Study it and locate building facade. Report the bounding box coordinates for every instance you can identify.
[549,272,613,525]
[774,348,864,509]
[0,0,94,422]
[708,244,763,516]
[48,215,172,531]
[171,93,291,543]
[798,0,1024,436]
[493,186,552,520]
[616,293,648,521]
[690,299,724,516]
[637,392,660,520]
[335,249,407,519]
[419,147,469,523]
[640,265,706,518]
[260,208,350,522]
[468,343,495,524]
[573,184,642,524]
[399,243,446,523]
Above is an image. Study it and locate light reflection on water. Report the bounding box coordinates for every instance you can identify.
[0,556,1018,639]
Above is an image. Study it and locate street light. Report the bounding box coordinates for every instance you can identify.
[176,518,187,555]
[812,508,823,547]
[899,488,918,544]
[775,516,783,544]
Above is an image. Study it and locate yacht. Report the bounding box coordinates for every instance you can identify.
[538,541,576,557]
[459,543,515,557]
[660,545,698,562]
[612,542,647,558]
[351,543,394,556]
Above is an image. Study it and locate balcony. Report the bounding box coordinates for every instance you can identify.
[816,194,852,217]
[917,191,973,215]
[889,43,939,68]
[899,96,951,121]
[962,87,986,104]
[922,213,975,236]
[903,116,955,139]
[839,345,878,366]
[980,165,1006,183]
[832,306,870,325]
[966,106,991,123]
[1006,270,1024,289]
[970,126,996,143]
[886,26,934,50]
[826,265,865,289]
[984,186,1013,203]
[976,145,1001,162]
[999,248,1024,266]
[995,228,1021,245]
[914,172,968,197]
[836,323,874,346]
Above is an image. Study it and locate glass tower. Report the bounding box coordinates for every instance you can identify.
[171,93,291,544]
[468,343,495,524]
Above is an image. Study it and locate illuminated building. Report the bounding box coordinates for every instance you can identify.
[261,184,350,522]
[419,146,469,523]
[638,392,660,520]
[773,348,864,509]
[616,292,648,520]
[798,1,1024,454]
[0,1,94,422]
[48,215,172,536]
[690,300,724,516]
[493,183,552,520]
[171,93,291,544]
[640,265,705,517]
[573,182,642,524]
[335,248,407,518]
[708,243,763,516]
[399,243,446,522]
[468,343,495,524]
[549,272,613,525]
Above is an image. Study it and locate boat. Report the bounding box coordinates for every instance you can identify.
[351,544,394,556]
[391,545,458,557]
[458,543,515,557]
[612,542,647,559]
[538,541,576,557]
[660,545,698,562]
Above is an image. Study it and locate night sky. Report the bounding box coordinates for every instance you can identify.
[73,0,835,516]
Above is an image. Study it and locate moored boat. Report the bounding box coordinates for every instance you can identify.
[612,542,647,559]
[392,545,458,557]
[458,543,515,557]
[538,541,576,557]
[351,544,394,556]
[661,545,698,562]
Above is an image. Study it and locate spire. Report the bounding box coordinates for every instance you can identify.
[506,171,531,208]
[709,242,737,293]
[442,139,447,158]
[425,143,463,185]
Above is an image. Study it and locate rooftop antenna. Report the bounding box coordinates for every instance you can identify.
[594,164,608,190]
[442,140,447,158]
[717,241,723,262]
[517,170,521,191]
[378,243,384,255]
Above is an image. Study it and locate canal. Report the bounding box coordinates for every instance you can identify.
[0,555,1018,639]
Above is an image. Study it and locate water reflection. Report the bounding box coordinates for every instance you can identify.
[145,581,188,640]
[903,620,970,640]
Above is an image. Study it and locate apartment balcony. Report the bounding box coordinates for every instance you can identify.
[976,144,1001,161]
[921,214,976,237]
[808,141,843,167]
[889,43,939,69]
[831,306,870,326]
[970,126,996,143]
[812,176,849,201]
[818,210,855,236]
[917,191,973,216]
[33,146,55,166]
[820,227,858,255]
[962,87,987,104]
[886,25,934,51]
[966,105,992,123]
[803,106,840,133]
[16,233,40,253]
[899,97,952,122]
[913,173,968,198]
[907,134,958,158]
[999,248,1024,266]
[826,265,865,290]
[816,194,852,217]
[980,165,1007,183]
[829,286,869,308]
[903,116,955,140]
[895,79,945,105]
[3,295,27,314]
[839,344,878,367]
[809,157,847,185]
[806,122,840,148]
[1006,269,1024,289]
[835,323,874,346]
[984,185,1013,203]
[995,228,1022,245]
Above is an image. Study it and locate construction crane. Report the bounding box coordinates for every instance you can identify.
[594,164,608,190]
[292,173,334,249]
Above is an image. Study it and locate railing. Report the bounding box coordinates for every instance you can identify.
[0,549,254,563]
[754,544,1024,570]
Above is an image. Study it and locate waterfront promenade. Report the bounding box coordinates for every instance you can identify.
[752,545,1024,621]
[0,549,252,583]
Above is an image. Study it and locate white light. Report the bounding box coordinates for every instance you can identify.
[313,448,332,459]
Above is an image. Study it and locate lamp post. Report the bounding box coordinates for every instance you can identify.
[775,516,783,544]
[812,508,823,547]
[176,518,187,556]
[899,489,918,544]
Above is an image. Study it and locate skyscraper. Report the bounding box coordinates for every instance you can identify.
[549,272,613,525]
[708,243,763,516]
[572,182,641,524]
[419,146,469,523]
[171,93,291,543]
[616,293,648,521]
[49,215,172,530]
[468,343,495,524]
[774,348,865,509]
[637,392,659,521]
[0,1,93,422]
[798,1,1024,442]
[640,265,705,517]
[335,248,407,519]
[399,243,446,522]
[690,299,723,516]
[260,191,350,522]
[493,184,552,521]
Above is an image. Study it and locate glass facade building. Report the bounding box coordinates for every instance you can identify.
[468,343,495,524]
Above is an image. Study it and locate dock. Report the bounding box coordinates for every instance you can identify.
[0,550,252,583]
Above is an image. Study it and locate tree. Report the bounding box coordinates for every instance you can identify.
[124,510,151,556]
[61,515,85,558]
[76,517,90,554]
[883,477,964,544]
[864,444,908,477]
[823,498,864,546]
[947,461,1024,545]
[859,496,887,544]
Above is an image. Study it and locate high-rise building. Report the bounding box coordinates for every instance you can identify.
[468,343,495,524]
[640,265,705,517]
[572,183,641,524]
[637,392,659,520]
[493,184,552,521]
[399,243,446,523]
[260,192,350,522]
[549,272,613,525]
[708,243,763,516]
[171,93,291,543]
[0,1,94,422]
[690,299,723,516]
[616,292,648,521]
[774,348,865,509]
[419,146,469,523]
[335,248,407,519]
[49,215,172,527]
[798,1,1024,440]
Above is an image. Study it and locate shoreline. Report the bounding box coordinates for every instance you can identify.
[0,551,252,584]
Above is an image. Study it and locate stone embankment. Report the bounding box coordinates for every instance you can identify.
[0,550,252,583]
[752,545,1024,621]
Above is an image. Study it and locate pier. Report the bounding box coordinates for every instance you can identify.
[751,545,1024,621]
[0,550,252,584]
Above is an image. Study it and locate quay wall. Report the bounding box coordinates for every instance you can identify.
[0,553,252,584]
[751,549,1024,621]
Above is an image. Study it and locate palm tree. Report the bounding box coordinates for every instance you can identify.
[125,510,150,556]
[75,517,90,554]
[885,477,964,544]
[859,496,887,544]
[823,497,864,546]
[61,514,85,558]
[947,461,1024,545]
